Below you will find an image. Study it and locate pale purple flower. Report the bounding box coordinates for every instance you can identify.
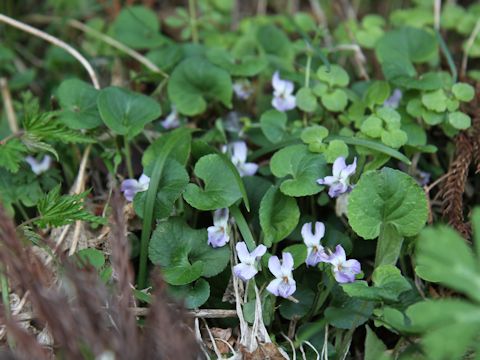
[25,155,52,175]
[120,173,150,202]
[233,242,267,281]
[317,157,357,198]
[326,245,361,283]
[266,252,296,298]
[233,80,253,100]
[222,141,258,177]
[271,71,296,112]
[160,106,180,129]
[383,89,402,109]
[302,221,330,267]
[207,208,230,248]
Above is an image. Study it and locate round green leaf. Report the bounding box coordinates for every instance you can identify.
[260,110,287,143]
[97,87,161,138]
[168,57,233,116]
[448,111,471,130]
[206,48,267,77]
[57,79,102,129]
[183,154,243,210]
[169,278,210,309]
[316,65,349,87]
[348,167,428,239]
[270,144,327,197]
[421,89,448,112]
[452,83,475,102]
[111,6,164,49]
[301,125,329,153]
[259,186,300,244]
[380,129,408,148]
[321,88,348,112]
[361,116,383,138]
[364,81,391,108]
[296,87,318,112]
[149,218,230,284]
[324,140,349,163]
[279,287,314,320]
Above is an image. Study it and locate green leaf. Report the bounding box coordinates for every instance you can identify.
[452,82,475,102]
[364,326,391,360]
[36,185,105,228]
[348,168,427,239]
[282,244,307,269]
[361,116,383,138]
[149,218,230,285]
[300,125,329,153]
[380,129,408,148]
[325,298,375,329]
[133,159,189,219]
[257,24,293,61]
[142,130,191,168]
[296,87,318,112]
[324,140,349,163]
[167,57,232,116]
[111,6,164,49]
[316,65,349,87]
[448,111,471,130]
[279,287,314,320]
[206,48,267,77]
[183,154,242,210]
[97,87,161,138]
[259,186,299,245]
[270,144,327,197]
[169,278,210,309]
[57,78,102,129]
[321,88,348,112]
[0,139,27,173]
[421,89,448,112]
[365,81,391,108]
[415,225,480,303]
[260,110,287,143]
[342,265,411,302]
[77,248,105,270]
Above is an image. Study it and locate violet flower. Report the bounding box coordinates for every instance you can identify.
[207,208,230,248]
[222,141,258,177]
[317,157,357,198]
[233,242,267,281]
[160,106,180,129]
[233,80,253,100]
[326,245,361,283]
[271,71,296,112]
[25,155,52,175]
[383,89,402,109]
[120,174,150,202]
[302,221,330,267]
[266,252,296,298]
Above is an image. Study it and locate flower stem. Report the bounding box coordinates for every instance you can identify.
[188,0,199,44]
[123,136,134,179]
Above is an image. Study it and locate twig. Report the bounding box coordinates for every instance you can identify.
[461,19,480,79]
[131,307,238,318]
[202,318,222,359]
[281,333,296,360]
[0,13,100,89]
[0,78,18,133]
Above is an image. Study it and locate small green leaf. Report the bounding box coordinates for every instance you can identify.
[452,82,475,102]
[77,248,105,270]
[169,278,210,309]
[270,144,327,197]
[364,326,391,360]
[97,87,161,138]
[321,88,348,112]
[316,65,349,87]
[183,154,243,210]
[167,57,232,116]
[259,186,300,245]
[206,48,267,77]
[300,125,329,153]
[0,139,27,173]
[421,89,448,112]
[260,110,287,143]
[448,111,471,130]
[57,78,102,129]
[324,140,349,163]
[380,128,408,148]
[296,87,318,112]
[365,81,391,108]
[361,116,383,138]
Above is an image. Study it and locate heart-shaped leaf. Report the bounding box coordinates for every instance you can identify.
[168,57,232,116]
[270,144,327,197]
[169,278,210,309]
[183,154,243,211]
[97,87,161,138]
[57,78,102,129]
[260,110,287,144]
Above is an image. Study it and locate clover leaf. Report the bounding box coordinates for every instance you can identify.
[300,125,329,153]
[183,154,243,210]
[97,87,161,138]
[259,186,299,245]
[149,218,230,285]
[451,82,475,102]
[167,57,233,116]
[296,87,318,112]
[316,65,350,87]
[448,111,471,130]
[270,144,327,197]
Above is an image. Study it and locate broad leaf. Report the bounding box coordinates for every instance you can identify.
[260,110,287,144]
[169,278,210,309]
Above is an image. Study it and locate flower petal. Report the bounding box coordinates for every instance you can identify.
[238,162,258,177]
[317,176,336,186]
[251,244,267,259]
[213,208,229,227]
[231,141,248,163]
[328,245,347,265]
[340,157,357,179]
[235,242,250,263]
[281,252,294,273]
[277,278,296,298]
[268,256,282,278]
[121,179,139,193]
[207,226,229,248]
[332,157,347,178]
[266,278,283,296]
[233,263,258,281]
